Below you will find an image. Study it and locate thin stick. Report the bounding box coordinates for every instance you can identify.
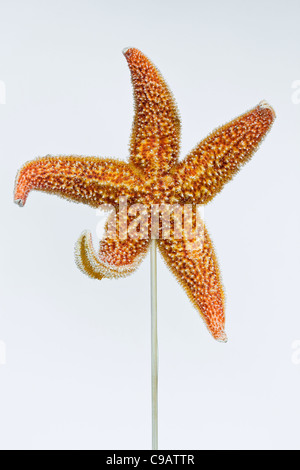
[150,239,158,450]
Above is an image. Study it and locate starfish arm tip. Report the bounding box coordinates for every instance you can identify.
[14,198,25,207]
[14,168,27,207]
[258,100,276,119]
[122,47,133,56]
[215,331,228,343]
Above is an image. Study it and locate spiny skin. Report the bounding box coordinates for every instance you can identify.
[158,210,227,343]
[75,211,150,280]
[125,48,181,177]
[15,156,145,208]
[14,47,276,342]
[173,101,275,204]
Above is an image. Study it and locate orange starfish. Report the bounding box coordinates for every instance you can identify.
[14,48,275,342]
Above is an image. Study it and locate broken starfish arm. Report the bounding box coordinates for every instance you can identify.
[75,211,150,280]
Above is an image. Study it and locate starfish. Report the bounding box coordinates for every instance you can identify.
[14,48,275,342]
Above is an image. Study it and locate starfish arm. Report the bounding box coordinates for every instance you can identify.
[123,48,181,177]
[157,211,227,342]
[174,101,276,204]
[14,155,145,208]
[75,211,150,279]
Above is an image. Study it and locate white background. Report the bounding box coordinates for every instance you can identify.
[0,0,300,450]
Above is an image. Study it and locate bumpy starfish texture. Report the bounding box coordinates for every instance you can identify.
[14,48,275,342]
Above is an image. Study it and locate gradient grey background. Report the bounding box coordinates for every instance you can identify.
[1,0,300,450]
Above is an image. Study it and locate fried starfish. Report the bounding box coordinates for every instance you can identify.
[14,48,275,342]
